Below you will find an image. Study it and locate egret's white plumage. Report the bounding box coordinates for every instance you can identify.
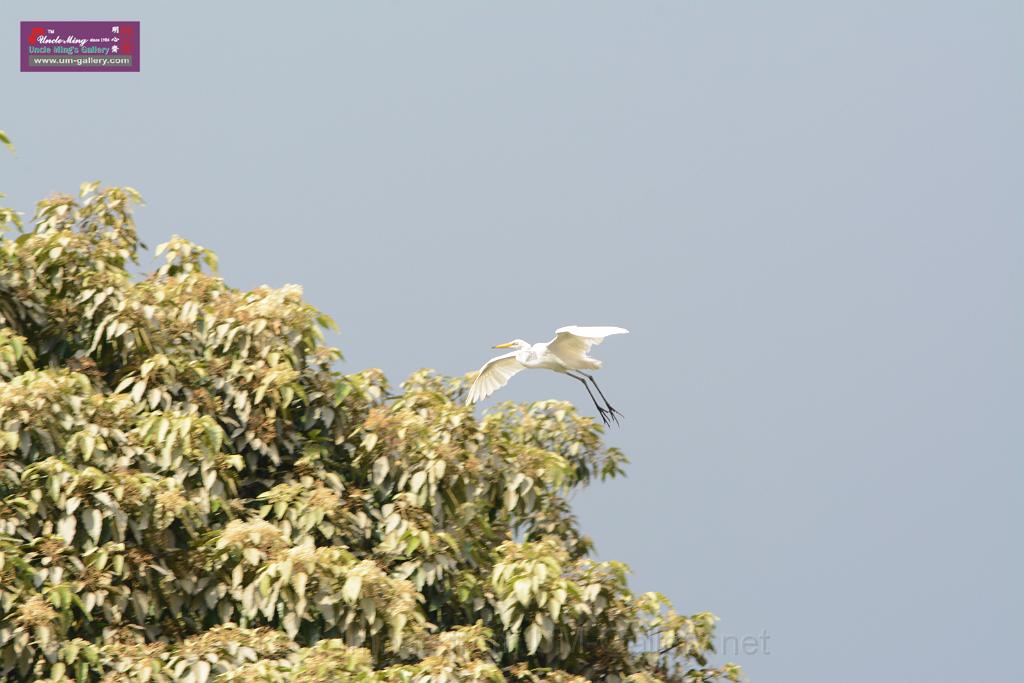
[547,326,629,368]
[465,351,525,405]
[466,325,628,424]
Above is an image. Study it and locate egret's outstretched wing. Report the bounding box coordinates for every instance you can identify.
[466,351,525,405]
[547,325,629,361]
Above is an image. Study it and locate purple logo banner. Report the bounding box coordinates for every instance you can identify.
[21,21,139,72]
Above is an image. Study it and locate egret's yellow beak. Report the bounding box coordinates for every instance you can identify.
[493,341,516,349]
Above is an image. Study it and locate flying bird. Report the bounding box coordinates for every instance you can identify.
[466,325,629,425]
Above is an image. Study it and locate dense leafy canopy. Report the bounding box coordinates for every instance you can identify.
[0,180,740,682]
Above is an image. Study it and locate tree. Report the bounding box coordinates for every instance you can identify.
[0,176,742,682]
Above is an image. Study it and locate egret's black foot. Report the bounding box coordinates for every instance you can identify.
[579,374,622,426]
[596,407,613,426]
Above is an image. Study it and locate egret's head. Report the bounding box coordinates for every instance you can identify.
[494,339,529,351]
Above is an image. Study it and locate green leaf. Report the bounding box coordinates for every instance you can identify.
[342,574,362,603]
[362,432,378,452]
[372,456,389,484]
[82,508,102,542]
[525,622,542,654]
[57,515,77,542]
[514,578,532,607]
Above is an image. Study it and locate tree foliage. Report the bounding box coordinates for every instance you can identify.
[0,180,741,682]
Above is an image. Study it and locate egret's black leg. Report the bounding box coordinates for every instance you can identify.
[581,373,623,424]
[566,372,612,426]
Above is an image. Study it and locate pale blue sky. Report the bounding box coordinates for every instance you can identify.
[3,2,1021,681]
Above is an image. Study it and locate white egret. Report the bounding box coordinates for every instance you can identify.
[466,325,629,425]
